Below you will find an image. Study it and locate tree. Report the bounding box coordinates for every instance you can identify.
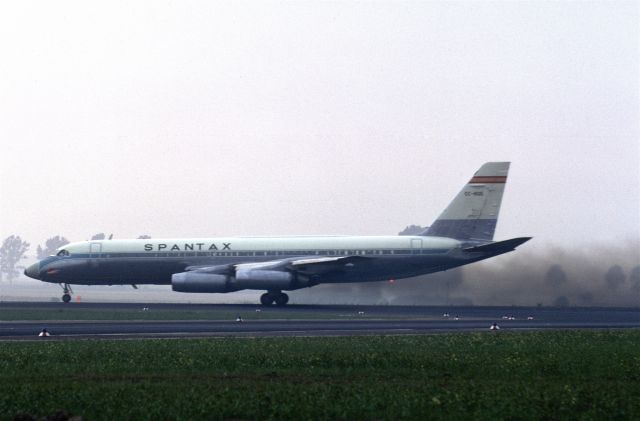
[605,265,626,290]
[553,295,570,307]
[91,233,106,240]
[630,265,640,291]
[545,264,567,287]
[37,236,70,259]
[0,235,30,282]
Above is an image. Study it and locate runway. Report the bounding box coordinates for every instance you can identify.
[1,302,638,339]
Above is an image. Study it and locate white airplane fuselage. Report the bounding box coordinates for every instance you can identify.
[28,235,464,285]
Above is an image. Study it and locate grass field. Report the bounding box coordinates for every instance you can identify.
[0,307,348,321]
[1,331,639,420]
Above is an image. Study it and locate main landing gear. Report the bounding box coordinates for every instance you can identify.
[260,291,289,306]
[59,283,73,303]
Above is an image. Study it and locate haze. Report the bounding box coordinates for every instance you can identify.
[1,2,638,256]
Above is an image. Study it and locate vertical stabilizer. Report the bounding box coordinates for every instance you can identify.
[422,162,510,241]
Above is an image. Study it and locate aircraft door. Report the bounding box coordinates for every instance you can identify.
[89,243,102,258]
[410,239,422,255]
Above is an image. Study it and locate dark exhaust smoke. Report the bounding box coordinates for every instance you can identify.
[291,240,640,306]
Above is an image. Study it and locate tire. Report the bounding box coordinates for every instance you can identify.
[260,293,274,306]
[274,293,289,306]
[62,294,71,303]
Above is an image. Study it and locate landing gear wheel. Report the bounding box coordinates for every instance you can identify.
[59,283,73,303]
[260,292,289,306]
[260,293,274,306]
[274,293,289,306]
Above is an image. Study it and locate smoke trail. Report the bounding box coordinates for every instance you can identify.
[291,240,640,306]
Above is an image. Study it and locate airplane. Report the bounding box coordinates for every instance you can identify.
[24,162,531,305]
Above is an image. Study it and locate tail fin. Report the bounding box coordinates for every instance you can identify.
[422,162,510,241]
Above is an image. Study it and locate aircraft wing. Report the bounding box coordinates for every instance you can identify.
[287,255,369,275]
[185,255,369,277]
[184,264,233,274]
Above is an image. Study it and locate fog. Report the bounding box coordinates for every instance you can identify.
[1,2,638,248]
[0,2,638,306]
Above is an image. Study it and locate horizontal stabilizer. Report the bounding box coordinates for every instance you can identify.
[464,237,532,253]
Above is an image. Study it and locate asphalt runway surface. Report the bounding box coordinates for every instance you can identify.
[1,302,639,340]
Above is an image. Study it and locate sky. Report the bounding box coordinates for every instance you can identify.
[1,1,638,256]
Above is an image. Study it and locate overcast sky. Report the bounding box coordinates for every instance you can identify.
[1,1,638,254]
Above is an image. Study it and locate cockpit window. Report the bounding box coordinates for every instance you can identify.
[57,249,70,257]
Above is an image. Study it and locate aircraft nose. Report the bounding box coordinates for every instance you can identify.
[24,263,40,279]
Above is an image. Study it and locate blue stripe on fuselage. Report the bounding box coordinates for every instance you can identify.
[42,248,452,261]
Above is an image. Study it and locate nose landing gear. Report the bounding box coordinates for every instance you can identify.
[260,291,289,306]
[59,283,73,303]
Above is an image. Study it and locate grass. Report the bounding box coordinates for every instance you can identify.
[1,331,639,420]
[0,307,343,321]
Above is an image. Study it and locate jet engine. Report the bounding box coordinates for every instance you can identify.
[172,268,297,292]
[233,269,293,290]
[171,272,231,293]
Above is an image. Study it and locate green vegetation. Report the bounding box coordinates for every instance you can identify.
[0,307,344,321]
[0,306,431,321]
[1,331,639,420]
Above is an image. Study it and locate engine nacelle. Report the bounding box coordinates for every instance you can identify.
[172,272,231,293]
[232,269,293,290]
